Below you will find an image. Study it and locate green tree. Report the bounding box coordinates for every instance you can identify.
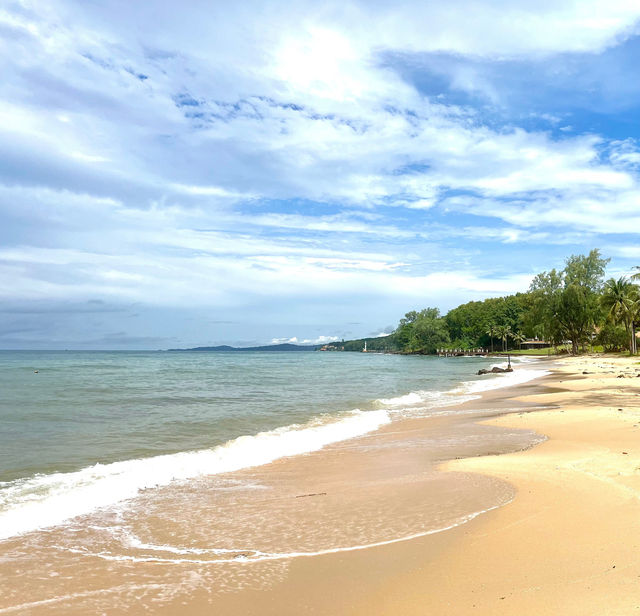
[395,310,419,348]
[445,294,529,349]
[485,325,496,353]
[409,312,450,353]
[595,321,629,352]
[601,277,639,354]
[564,250,609,290]
[513,332,526,350]
[395,308,450,354]
[529,268,564,348]
[529,249,609,354]
[495,324,512,351]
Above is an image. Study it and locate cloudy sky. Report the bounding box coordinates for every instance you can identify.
[2,0,640,349]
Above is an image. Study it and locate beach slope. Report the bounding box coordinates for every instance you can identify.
[351,355,640,615]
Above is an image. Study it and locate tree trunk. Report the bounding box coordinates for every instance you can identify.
[625,318,634,354]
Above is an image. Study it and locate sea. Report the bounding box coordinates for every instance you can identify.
[0,350,546,541]
[0,350,549,613]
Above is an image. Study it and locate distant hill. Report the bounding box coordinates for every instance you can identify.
[320,334,400,352]
[168,343,319,352]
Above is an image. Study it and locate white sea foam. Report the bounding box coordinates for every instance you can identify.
[377,390,479,415]
[56,501,508,567]
[377,390,447,407]
[377,391,424,406]
[457,366,550,395]
[377,359,549,415]
[0,409,390,541]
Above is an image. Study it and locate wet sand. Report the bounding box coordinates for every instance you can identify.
[3,356,639,614]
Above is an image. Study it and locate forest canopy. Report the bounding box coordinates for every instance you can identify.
[322,250,639,355]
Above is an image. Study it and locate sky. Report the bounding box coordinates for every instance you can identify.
[1,0,640,349]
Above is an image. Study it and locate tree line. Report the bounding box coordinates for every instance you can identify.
[324,250,640,355]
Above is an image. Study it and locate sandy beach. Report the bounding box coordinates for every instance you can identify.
[2,355,639,615]
[204,355,640,616]
[352,355,640,615]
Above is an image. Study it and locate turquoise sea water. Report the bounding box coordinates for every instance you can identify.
[0,351,490,481]
[0,350,545,541]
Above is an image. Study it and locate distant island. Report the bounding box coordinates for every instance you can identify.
[168,343,319,352]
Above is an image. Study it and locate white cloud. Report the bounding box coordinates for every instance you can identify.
[1,0,640,346]
[602,244,640,260]
[2,1,639,218]
[271,336,299,344]
[170,183,253,198]
[270,334,340,345]
[443,187,640,235]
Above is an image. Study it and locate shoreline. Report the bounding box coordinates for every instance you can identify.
[354,354,640,615]
[187,355,640,615]
[251,355,640,616]
[0,354,542,542]
[2,355,638,614]
[0,358,549,614]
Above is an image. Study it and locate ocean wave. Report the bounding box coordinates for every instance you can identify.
[377,390,443,407]
[377,359,549,414]
[0,409,390,541]
[457,366,549,395]
[56,501,508,566]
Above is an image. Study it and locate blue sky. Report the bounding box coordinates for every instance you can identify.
[1,0,640,349]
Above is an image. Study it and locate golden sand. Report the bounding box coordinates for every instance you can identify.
[208,356,640,615]
[352,355,640,615]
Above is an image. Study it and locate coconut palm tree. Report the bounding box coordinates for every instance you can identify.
[513,332,526,350]
[627,292,639,355]
[601,277,638,354]
[495,325,512,352]
[485,325,496,353]
[630,272,640,353]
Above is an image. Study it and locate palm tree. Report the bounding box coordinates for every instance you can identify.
[485,325,496,353]
[629,271,640,353]
[601,277,638,354]
[495,325,512,352]
[513,332,526,350]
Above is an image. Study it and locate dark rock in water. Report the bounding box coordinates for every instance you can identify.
[478,366,513,375]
